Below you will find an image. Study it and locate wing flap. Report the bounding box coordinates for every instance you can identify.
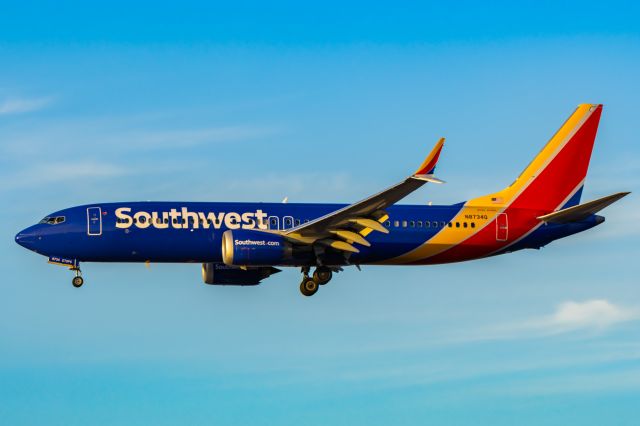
[318,239,360,253]
[347,217,389,234]
[329,229,371,247]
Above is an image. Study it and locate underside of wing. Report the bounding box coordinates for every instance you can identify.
[279,138,445,262]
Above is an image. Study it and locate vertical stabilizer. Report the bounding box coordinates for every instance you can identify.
[469,104,602,212]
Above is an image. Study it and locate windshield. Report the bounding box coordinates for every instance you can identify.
[39,216,65,225]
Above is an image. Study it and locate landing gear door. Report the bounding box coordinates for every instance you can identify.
[87,207,102,236]
[496,212,508,242]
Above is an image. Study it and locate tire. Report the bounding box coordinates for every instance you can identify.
[313,268,332,285]
[299,278,319,296]
[72,276,84,288]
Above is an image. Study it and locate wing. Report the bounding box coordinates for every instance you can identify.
[282,138,445,254]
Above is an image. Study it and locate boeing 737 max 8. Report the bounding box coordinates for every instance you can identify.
[15,104,629,296]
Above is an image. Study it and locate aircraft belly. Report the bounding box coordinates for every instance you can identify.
[78,229,221,263]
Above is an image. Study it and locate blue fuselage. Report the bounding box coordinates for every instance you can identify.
[15,201,602,266]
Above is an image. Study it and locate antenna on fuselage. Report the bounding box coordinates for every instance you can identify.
[282,196,288,204]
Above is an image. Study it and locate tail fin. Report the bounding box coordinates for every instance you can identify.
[469,104,603,212]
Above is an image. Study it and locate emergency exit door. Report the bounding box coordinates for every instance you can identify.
[496,213,508,242]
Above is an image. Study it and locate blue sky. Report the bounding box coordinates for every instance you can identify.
[1,2,639,425]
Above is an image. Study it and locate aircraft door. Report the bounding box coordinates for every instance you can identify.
[87,207,102,236]
[496,213,508,242]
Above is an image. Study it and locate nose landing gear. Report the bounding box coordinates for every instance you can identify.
[71,267,84,288]
[299,266,334,297]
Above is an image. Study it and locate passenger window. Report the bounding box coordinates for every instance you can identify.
[394,220,399,227]
[410,220,415,227]
[417,221,422,228]
[447,222,452,228]
[471,222,476,228]
[402,220,407,228]
[439,221,445,228]
[385,221,391,227]
[455,222,460,228]
[304,219,309,223]
[463,222,468,228]
[295,219,301,226]
[432,221,438,228]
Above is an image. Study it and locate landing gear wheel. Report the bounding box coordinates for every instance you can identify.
[72,276,84,288]
[313,268,333,285]
[299,278,319,297]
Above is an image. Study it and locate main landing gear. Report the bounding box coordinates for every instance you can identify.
[71,266,84,288]
[299,266,333,297]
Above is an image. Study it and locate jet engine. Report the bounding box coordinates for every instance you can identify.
[201,262,280,285]
[221,229,292,266]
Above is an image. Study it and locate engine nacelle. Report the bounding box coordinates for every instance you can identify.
[202,262,280,286]
[222,229,291,266]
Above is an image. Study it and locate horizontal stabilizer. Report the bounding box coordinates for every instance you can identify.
[537,192,630,223]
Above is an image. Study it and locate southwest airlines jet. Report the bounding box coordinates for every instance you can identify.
[15,104,629,296]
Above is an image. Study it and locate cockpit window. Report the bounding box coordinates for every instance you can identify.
[40,216,65,225]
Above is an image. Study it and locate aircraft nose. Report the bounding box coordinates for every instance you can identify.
[15,227,38,250]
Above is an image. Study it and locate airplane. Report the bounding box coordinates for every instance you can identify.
[15,103,629,296]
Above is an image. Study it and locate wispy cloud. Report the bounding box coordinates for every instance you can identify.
[121,126,279,149]
[36,161,127,181]
[465,299,640,342]
[0,161,128,191]
[220,172,355,202]
[0,97,52,115]
[539,299,639,332]
[0,118,281,158]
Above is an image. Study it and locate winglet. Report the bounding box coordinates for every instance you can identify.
[414,137,445,176]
